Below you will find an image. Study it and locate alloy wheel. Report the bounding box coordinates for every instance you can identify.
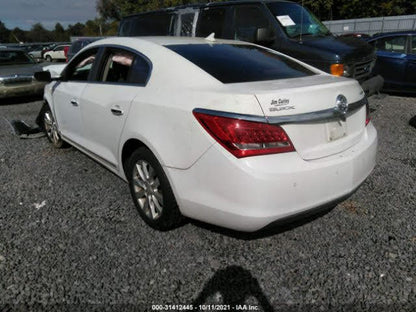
[132,160,163,220]
[44,111,61,146]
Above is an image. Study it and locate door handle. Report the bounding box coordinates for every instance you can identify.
[70,99,79,106]
[111,106,123,116]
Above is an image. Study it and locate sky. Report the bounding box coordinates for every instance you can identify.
[0,0,98,30]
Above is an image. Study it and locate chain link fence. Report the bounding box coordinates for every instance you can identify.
[323,14,416,35]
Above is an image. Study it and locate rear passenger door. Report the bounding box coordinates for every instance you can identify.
[405,35,416,89]
[80,47,151,170]
[373,35,408,88]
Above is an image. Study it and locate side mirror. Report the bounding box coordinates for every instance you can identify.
[256,27,275,43]
[34,71,52,82]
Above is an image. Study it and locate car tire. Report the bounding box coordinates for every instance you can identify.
[127,147,183,231]
[46,55,52,62]
[40,104,66,148]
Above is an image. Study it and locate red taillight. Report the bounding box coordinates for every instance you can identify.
[365,101,370,126]
[193,112,295,158]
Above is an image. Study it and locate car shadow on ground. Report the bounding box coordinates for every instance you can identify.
[189,203,337,241]
[382,91,416,98]
[0,95,43,106]
[193,265,275,311]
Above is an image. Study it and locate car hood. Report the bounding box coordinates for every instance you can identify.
[0,64,43,76]
[300,35,375,62]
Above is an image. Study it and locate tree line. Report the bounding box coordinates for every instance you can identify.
[0,19,118,44]
[96,0,416,21]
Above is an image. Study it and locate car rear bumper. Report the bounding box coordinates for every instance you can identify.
[166,123,377,232]
[0,81,45,99]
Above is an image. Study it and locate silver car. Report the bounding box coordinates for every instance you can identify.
[0,49,46,99]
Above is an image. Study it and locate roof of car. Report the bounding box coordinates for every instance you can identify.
[370,30,416,39]
[0,48,26,52]
[90,36,249,48]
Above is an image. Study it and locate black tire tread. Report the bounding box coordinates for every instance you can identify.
[126,147,183,231]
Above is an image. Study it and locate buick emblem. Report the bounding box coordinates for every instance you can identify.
[335,94,348,121]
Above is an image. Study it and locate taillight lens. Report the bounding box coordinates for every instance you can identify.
[193,112,295,158]
[365,101,371,126]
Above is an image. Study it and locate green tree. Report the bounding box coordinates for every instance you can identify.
[0,21,11,43]
[54,23,68,41]
[9,27,26,43]
[67,23,86,37]
[28,23,53,42]
[84,19,101,36]
[96,0,196,20]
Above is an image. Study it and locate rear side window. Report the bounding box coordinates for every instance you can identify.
[376,36,407,53]
[166,44,315,83]
[196,8,227,38]
[101,49,135,83]
[98,48,150,85]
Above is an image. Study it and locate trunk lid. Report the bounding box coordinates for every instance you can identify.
[228,75,367,160]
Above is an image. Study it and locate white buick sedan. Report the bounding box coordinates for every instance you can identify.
[37,37,377,232]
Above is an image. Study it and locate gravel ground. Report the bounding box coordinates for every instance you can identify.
[0,95,415,312]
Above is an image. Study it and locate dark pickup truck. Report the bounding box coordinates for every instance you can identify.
[118,0,383,95]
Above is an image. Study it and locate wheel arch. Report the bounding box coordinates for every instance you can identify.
[121,138,147,178]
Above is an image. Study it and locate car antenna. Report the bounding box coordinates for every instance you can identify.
[300,0,304,43]
[205,33,216,42]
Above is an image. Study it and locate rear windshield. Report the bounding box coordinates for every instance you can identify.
[166,44,315,83]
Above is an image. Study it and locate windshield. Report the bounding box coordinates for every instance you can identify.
[166,44,315,83]
[267,2,330,38]
[0,50,35,65]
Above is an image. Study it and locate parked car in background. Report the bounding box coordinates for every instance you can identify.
[0,48,45,98]
[366,31,416,93]
[44,44,70,62]
[36,37,377,232]
[28,44,50,60]
[41,43,57,59]
[67,37,103,62]
[339,33,371,40]
[118,0,383,95]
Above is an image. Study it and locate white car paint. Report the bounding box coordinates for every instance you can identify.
[44,45,69,61]
[44,36,377,232]
[42,64,66,78]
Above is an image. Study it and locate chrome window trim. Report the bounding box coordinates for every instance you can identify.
[193,97,367,125]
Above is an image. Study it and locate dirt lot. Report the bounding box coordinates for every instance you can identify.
[0,94,415,311]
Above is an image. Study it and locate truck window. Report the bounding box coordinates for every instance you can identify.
[232,5,272,43]
[196,8,227,38]
[267,2,330,38]
[123,13,174,36]
[179,13,195,37]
